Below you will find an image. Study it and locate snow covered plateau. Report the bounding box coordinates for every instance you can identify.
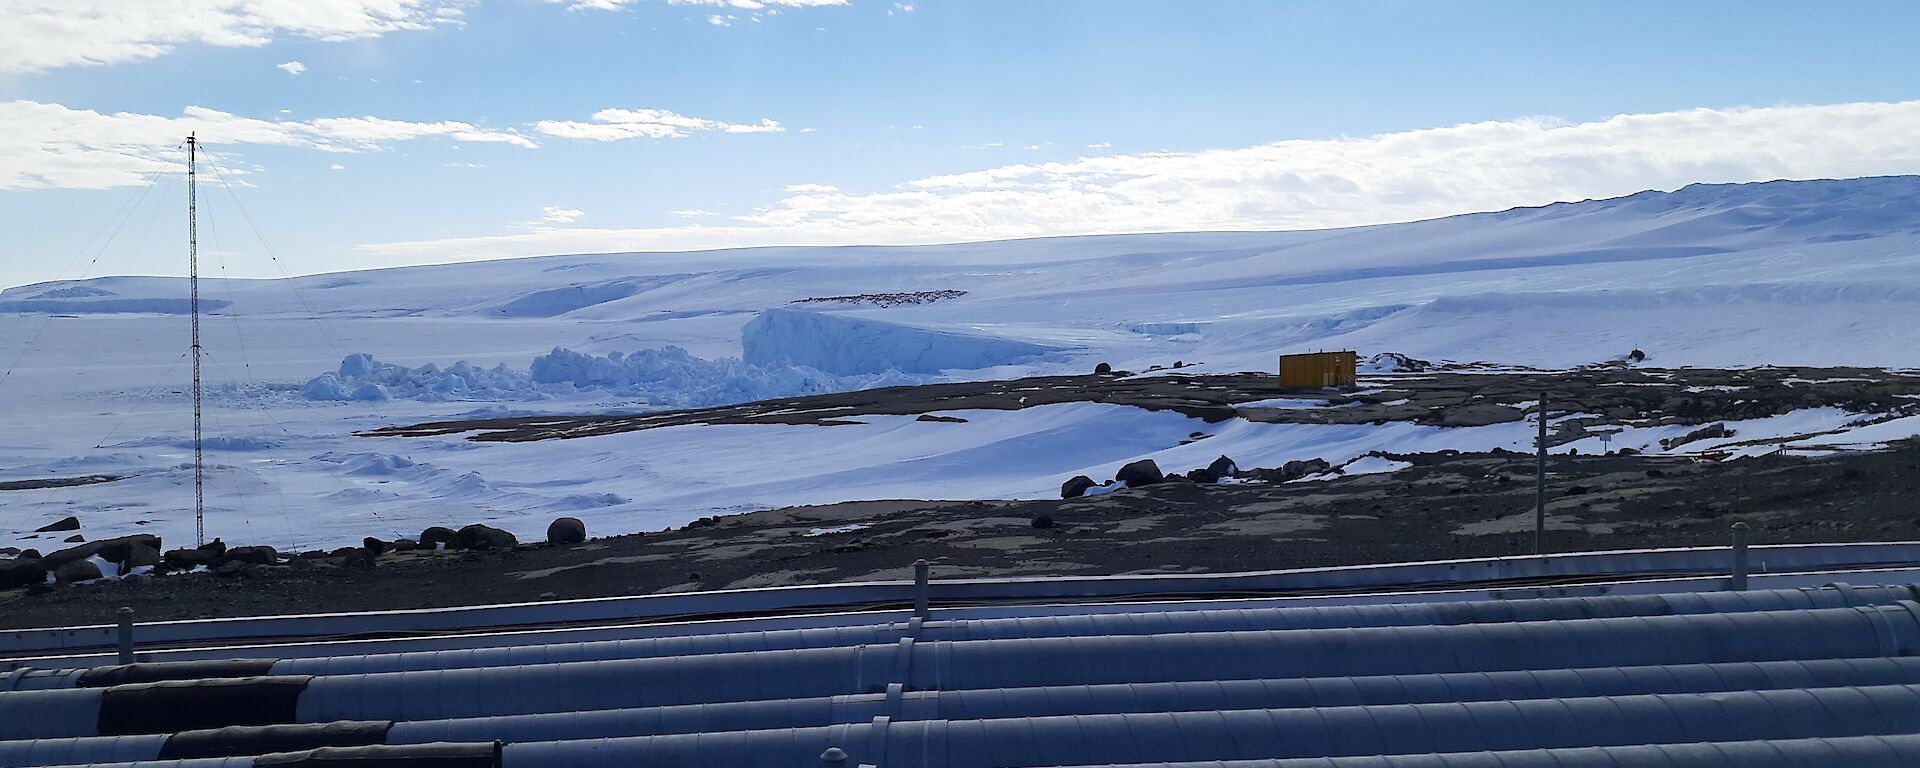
[5,176,1920,551]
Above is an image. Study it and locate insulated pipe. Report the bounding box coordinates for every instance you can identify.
[1043,734,1920,768]
[36,743,498,768]
[38,735,1920,768]
[28,584,1910,685]
[11,602,1920,739]
[19,656,1920,762]
[383,657,1920,745]
[305,603,1920,722]
[498,684,1920,767]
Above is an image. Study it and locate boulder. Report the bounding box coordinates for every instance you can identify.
[914,414,969,424]
[223,546,279,565]
[362,537,389,556]
[1115,459,1165,487]
[64,535,84,543]
[1207,455,1238,477]
[34,516,80,532]
[0,559,47,590]
[163,543,224,570]
[1187,468,1221,484]
[1031,514,1055,529]
[420,526,459,549]
[41,534,161,570]
[547,517,587,545]
[455,524,518,550]
[1060,475,1096,499]
[390,539,418,552]
[118,541,163,574]
[54,558,102,583]
[1094,362,1112,375]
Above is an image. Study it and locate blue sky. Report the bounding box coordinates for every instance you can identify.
[4,0,1920,288]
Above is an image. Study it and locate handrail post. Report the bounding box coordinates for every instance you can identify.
[913,560,930,619]
[116,607,135,664]
[821,747,848,768]
[1730,522,1750,591]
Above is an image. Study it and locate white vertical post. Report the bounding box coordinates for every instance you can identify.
[1731,522,1751,591]
[913,559,930,619]
[116,607,135,664]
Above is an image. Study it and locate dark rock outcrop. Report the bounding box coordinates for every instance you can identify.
[1248,458,1334,483]
[54,558,102,583]
[1207,455,1238,477]
[1060,475,1096,499]
[1438,404,1527,427]
[35,516,80,532]
[118,541,163,574]
[163,541,225,570]
[1116,459,1165,487]
[223,546,279,565]
[420,527,459,549]
[547,517,587,545]
[42,534,161,570]
[456,524,518,550]
[1661,423,1732,451]
[0,558,47,589]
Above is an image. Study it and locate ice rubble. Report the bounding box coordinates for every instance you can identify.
[302,346,922,408]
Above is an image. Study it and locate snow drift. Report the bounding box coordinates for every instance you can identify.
[742,308,1063,375]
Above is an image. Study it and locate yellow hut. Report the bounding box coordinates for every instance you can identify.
[1278,350,1358,389]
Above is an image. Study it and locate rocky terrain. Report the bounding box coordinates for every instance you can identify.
[366,362,1920,444]
[4,364,1918,629]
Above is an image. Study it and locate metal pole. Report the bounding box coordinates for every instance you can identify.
[116,607,135,664]
[187,134,205,548]
[820,747,848,768]
[913,559,930,619]
[1535,392,1547,555]
[1730,522,1750,591]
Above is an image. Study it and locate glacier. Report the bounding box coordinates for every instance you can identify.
[741,308,1065,375]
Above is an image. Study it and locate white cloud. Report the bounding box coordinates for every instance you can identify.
[358,101,1920,264]
[548,0,846,11]
[706,13,732,25]
[1087,141,1111,149]
[671,209,717,217]
[534,107,783,141]
[3,100,787,190]
[276,60,306,76]
[888,2,914,15]
[541,206,584,224]
[328,162,345,170]
[0,0,466,74]
[0,100,534,190]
